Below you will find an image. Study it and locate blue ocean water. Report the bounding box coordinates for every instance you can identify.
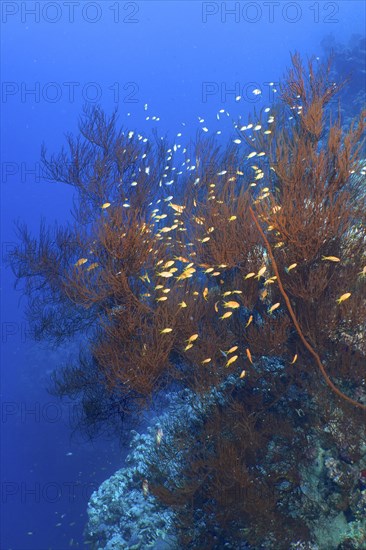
[1,2,365,549]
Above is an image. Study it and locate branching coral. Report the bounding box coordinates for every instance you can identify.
[8,54,366,547]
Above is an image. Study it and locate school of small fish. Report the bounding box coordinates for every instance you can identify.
[71,101,362,384]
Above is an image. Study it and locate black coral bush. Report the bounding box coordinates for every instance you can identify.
[9,54,366,547]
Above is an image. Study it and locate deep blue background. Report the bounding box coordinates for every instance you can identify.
[1,2,365,549]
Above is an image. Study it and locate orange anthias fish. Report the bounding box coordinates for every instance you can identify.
[220,311,233,320]
[187,333,199,344]
[225,355,238,368]
[321,256,340,262]
[223,301,240,309]
[336,292,351,304]
[160,328,173,334]
[245,315,253,328]
[75,258,88,267]
[246,348,253,364]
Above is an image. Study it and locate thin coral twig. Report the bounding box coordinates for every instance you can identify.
[249,206,366,411]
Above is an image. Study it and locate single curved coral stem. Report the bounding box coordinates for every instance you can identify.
[249,206,366,410]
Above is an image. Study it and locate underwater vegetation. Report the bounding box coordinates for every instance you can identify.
[9,53,366,548]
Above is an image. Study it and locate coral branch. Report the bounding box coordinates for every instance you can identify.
[249,205,366,411]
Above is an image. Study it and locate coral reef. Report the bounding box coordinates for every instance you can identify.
[85,376,365,549]
[8,51,366,548]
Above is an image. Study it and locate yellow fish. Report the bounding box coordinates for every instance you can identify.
[245,315,253,328]
[264,276,277,286]
[256,266,266,279]
[156,296,168,302]
[101,202,111,209]
[336,292,351,304]
[163,260,175,268]
[185,343,193,351]
[160,328,173,334]
[322,256,340,262]
[203,287,209,300]
[86,262,99,271]
[268,302,280,314]
[226,346,238,354]
[225,355,238,368]
[201,237,210,243]
[214,301,219,312]
[228,215,237,222]
[260,289,268,301]
[239,370,246,379]
[285,263,297,273]
[187,333,199,344]
[75,258,88,267]
[140,272,151,283]
[175,256,190,263]
[220,311,233,320]
[244,272,256,280]
[176,268,196,281]
[169,203,185,213]
[178,301,187,308]
[157,271,174,278]
[223,301,240,309]
[290,354,298,364]
[205,267,214,274]
[201,358,212,364]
